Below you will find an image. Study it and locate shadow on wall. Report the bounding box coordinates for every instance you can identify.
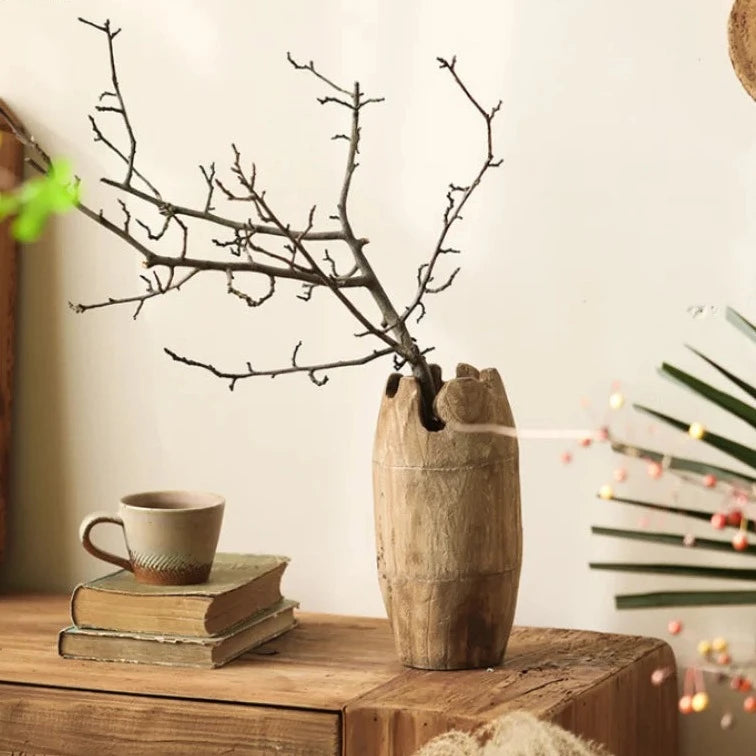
[0,222,74,592]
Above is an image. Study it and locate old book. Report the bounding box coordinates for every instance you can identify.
[59,599,297,668]
[71,553,289,637]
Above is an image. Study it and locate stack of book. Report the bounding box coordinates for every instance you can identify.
[59,553,296,668]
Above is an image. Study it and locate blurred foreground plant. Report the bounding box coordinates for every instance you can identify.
[0,146,79,242]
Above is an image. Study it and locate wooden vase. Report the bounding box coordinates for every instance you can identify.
[373,363,522,670]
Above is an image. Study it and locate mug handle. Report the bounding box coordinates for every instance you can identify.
[79,512,132,572]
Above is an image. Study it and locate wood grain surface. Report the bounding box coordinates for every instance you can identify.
[0,595,678,755]
[0,595,404,711]
[0,103,22,567]
[0,683,340,755]
[373,366,522,670]
[344,626,678,755]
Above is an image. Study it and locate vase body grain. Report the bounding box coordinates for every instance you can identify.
[372,365,522,670]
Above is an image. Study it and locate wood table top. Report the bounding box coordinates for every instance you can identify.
[0,594,672,722]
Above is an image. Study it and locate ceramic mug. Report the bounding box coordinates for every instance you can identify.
[79,490,225,585]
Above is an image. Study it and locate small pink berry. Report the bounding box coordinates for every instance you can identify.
[732,532,749,552]
[579,438,592,448]
[703,474,717,488]
[740,678,753,693]
[596,426,609,442]
[613,467,627,482]
[650,668,670,686]
[727,509,743,528]
[647,462,663,479]
[560,451,573,464]
[730,675,743,690]
[667,619,682,635]
[711,513,727,530]
[743,696,756,713]
[717,652,732,665]
[679,695,693,714]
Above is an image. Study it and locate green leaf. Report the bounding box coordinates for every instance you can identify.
[589,562,756,581]
[609,439,756,487]
[5,158,80,241]
[660,363,756,429]
[598,493,756,534]
[614,591,756,609]
[48,159,73,184]
[17,175,46,205]
[592,526,756,555]
[633,404,756,470]
[727,307,756,344]
[12,206,48,242]
[686,345,756,402]
[0,193,19,220]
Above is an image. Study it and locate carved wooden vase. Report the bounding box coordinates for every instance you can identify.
[372,363,522,670]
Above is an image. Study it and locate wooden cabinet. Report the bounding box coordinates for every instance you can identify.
[0,595,677,755]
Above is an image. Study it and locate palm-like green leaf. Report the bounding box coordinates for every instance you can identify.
[593,307,756,612]
[633,404,756,470]
[592,526,756,555]
[727,307,756,344]
[609,439,756,487]
[615,591,756,609]
[599,493,756,534]
[659,363,756,429]
[686,346,756,401]
[590,562,756,581]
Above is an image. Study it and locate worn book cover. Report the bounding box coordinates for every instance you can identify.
[71,553,289,637]
[60,598,298,668]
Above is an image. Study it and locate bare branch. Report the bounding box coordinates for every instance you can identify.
[199,162,216,213]
[383,56,504,333]
[101,177,347,242]
[69,270,199,320]
[74,199,360,288]
[296,283,315,302]
[164,344,395,391]
[394,346,435,371]
[323,249,339,277]
[87,115,161,197]
[226,270,275,308]
[247,187,402,353]
[322,249,359,280]
[291,340,303,366]
[135,213,171,241]
[13,33,494,429]
[426,267,460,294]
[79,17,152,193]
[317,96,354,109]
[437,55,500,160]
[287,52,352,97]
[117,199,131,233]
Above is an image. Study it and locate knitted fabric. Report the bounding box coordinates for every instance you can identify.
[415,711,610,756]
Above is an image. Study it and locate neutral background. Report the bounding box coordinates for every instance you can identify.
[1,1,754,752]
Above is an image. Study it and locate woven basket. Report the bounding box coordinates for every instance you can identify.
[729,0,756,101]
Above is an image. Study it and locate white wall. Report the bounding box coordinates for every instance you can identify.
[1,1,754,753]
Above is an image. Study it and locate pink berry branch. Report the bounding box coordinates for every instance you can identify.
[588,307,756,609]
[3,17,506,429]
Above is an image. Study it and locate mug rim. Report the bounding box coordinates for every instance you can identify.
[120,490,225,511]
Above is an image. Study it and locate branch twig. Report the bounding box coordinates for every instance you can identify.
[164,344,395,391]
[70,269,199,320]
